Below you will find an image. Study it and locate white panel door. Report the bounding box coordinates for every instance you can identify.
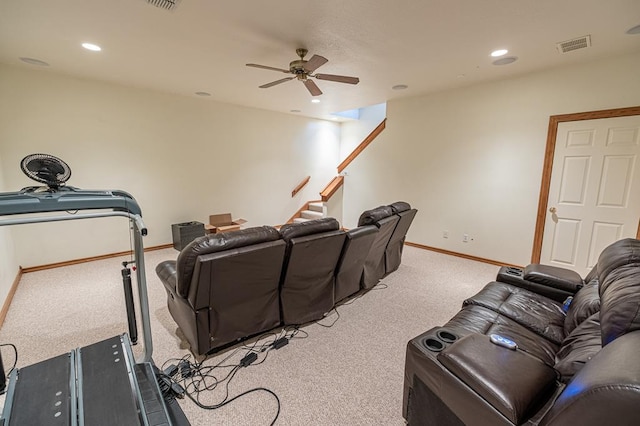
[541,115,640,276]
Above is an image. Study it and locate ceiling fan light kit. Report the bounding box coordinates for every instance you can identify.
[246,48,359,96]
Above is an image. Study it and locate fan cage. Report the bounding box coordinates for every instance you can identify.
[20,153,71,188]
[146,0,181,11]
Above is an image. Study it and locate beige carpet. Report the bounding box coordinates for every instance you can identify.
[0,246,498,425]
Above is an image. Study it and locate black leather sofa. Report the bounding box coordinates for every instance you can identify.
[157,202,417,355]
[403,238,640,425]
[156,203,415,354]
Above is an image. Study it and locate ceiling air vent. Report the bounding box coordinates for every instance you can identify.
[146,0,181,11]
[556,35,591,54]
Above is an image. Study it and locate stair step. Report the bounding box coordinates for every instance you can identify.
[293,218,310,223]
[301,210,324,220]
[308,202,324,213]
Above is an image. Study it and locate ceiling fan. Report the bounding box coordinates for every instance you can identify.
[246,48,359,96]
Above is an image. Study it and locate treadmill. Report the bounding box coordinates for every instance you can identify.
[0,185,189,425]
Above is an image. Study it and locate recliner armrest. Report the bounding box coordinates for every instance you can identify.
[524,264,583,293]
[156,260,178,294]
[437,334,558,425]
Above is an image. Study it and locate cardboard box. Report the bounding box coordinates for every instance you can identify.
[205,213,247,234]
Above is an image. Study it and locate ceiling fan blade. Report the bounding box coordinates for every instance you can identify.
[246,63,291,73]
[303,79,323,96]
[314,73,360,84]
[303,54,328,72]
[259,77,295,88]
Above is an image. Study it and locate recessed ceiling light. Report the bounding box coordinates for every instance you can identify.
[82,43,101,51]
[392,84,408,90]
[311,99,321,103]
[194,91,211,96]
[492,56,518,66]
[490,49,508,57]
[290,109,301,113]
[19,57,49,66]
[627,24,640,35]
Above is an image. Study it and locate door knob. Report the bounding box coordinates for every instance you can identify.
[549,206,557,214]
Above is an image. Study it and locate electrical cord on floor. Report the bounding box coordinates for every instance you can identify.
[159,328,295,425]
[185,385,281,426]
[1,343,18,375]
[0,343,18,396]
[315,308,341,328]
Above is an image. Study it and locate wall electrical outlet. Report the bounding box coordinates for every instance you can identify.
[463,233,469,243]
[443,230,449,239]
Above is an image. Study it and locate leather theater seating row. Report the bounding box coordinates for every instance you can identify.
[403,238,640,426]
[156,202,417,355]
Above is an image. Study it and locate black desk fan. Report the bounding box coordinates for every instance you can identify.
[20,153,71,192]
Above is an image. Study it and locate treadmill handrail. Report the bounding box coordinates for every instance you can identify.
[0,191,153,363]
[0,187,142,216]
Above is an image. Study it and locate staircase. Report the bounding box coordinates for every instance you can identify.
[293,201,326,223]
[286,118,386,225]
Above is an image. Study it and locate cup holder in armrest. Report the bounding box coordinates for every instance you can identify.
[436,329,459,344]
[421,337,445,352]
[505,267,523,276]
[421,328,460,352]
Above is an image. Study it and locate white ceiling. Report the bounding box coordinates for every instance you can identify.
[1,0,639,121]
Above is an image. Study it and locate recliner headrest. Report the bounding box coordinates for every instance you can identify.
[389,201,411,213]
[597,238,640,346]
[279,217,340,242]
[597,238,640,283]
[358,205,394,227]
[176,226,281,293]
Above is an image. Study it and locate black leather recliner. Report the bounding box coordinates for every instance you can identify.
[334,225,378,302]
[384,201,418,276]
[156,226,285,355]
[278,218,346,325]
[403,238,640,426]
[358,206,400,289]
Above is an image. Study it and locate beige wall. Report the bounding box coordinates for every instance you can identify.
[339,103,386,162]
[0,64,340,266]
[0,151,19,307]
[3,52,640,271]
[342,52,640,265]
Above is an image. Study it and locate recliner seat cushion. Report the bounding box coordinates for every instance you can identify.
[463,282,566,344]
[445,305,560,366]
[175,225,281,298]
[564,280,600,335]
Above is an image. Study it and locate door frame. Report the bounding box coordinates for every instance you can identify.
[531,105,640,263]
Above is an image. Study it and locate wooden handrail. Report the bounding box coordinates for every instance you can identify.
[320,175,344,202]
[337,118,386,173]
[291,176,311,197]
